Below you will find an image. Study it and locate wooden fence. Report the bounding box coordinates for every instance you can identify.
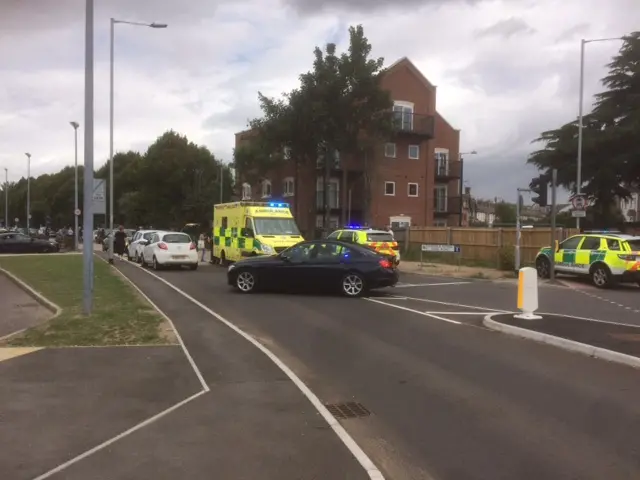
[398,227,579,267]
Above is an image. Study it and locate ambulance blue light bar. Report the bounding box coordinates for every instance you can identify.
[268,202,289,208]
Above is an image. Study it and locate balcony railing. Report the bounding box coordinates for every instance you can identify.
[434,160,462,179]
[433,195,462,216]
[392,112,435,138]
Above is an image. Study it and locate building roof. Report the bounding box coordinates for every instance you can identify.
[385,57,436,91]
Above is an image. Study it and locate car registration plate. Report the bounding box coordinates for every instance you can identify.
[172,255,187,259]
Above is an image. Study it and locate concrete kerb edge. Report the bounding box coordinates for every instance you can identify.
[482,313,640,370]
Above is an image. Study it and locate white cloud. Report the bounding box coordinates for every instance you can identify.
[0,0,638,203]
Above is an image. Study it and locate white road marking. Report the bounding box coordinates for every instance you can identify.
[365,298,461,325]
[115,258,386,480]
[381,294,513,314]
[394,281,470,288]
[424,312,491,315]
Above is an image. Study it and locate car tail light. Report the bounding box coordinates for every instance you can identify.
[158,242,168,250]
[379,258,393,269]
[618,254,638,261]
[189,242,196,250]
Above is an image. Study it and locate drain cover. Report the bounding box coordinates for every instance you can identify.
[325,402,371,420]
[608,333,640,342]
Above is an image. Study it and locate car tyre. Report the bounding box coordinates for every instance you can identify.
[341,272,366,297]
[189,263,198,271]
[220,250,227,267]
[141,254,148,267]
[235,269,256,293]
[591,263,613,289]
[153,256,162,271]
[536,256,551,279]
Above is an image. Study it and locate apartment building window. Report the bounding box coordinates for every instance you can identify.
[283,177,294,197]
[434,185,448,212]
[241,182,252,200]
[408,145,420,159]
[316,214,340,229]
[384,143,396,158]
[317,147,340,168]
[316,177,340,209]
[393,101,414,131]
[435,148,449,175]
[261,179,272,198]
[384,181,395,196]
[283,146,291,159]
[408,183,419,197]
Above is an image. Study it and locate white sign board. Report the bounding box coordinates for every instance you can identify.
[571,210,586,218]
[92,179,106,215]
[421,244,461,253]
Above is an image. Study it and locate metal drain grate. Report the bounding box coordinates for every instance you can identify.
[325,402,371,420]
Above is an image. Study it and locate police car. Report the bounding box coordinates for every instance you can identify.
[535,231,640,288]
[327,225,400,265]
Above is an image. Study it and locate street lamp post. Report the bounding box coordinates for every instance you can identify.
[25,153,31,233]
[576,36,624,230]
[108,18,167,264]
[70,121,80,250]
[3,168,7,229]
[459,150,477,226]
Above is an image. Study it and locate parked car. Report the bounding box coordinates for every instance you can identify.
[140,231,198,270]
[127,230,157,263]
[0,232,59,254]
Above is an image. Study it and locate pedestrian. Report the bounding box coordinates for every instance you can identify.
[198,233,206,262]
[113,225,127,259]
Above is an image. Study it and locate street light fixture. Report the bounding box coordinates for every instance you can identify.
[25,153,31,233]
[576,36,625,229]
[108,18,167,263]
[459,150,478,226]
[70,121,80,250]
[3,167,7,229]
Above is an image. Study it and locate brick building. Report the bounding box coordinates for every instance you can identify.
[234,57,462,236]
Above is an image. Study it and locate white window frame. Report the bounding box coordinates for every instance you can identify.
[283,177,294,197]
[435,148,449,175]
[283,146,291,160]
[393,101,414,131]
[408,145,420,160]
[261,179,272,198]
[241,182,252,200]
[434,185,448,212]
[384,181,396,196]
[384,143,396,158]
[407,182,419,197]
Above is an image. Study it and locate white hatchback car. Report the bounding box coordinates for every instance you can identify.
[141,231,198,270]
[127,230,157,263]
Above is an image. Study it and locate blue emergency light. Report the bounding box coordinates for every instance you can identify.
[268,202,289,208]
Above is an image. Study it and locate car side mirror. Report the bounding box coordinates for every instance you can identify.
[280,253,290,262]
[242,228,254,238]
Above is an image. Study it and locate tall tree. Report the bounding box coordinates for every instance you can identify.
[528,32,639,227]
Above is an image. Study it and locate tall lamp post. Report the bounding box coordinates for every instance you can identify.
[25,153,31,232]
[3,167,7,229]
[70,121,80,250]
[459,150,477,226]
[576,36,624,230]
[108,18,167,263]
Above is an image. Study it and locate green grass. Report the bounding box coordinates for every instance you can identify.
[0,255,171,347]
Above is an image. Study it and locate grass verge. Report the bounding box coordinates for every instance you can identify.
[0,255,174,347]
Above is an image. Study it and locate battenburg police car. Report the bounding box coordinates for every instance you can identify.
[535,231,640,288]
[327,225,401,265]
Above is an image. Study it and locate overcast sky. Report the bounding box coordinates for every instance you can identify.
[1,0,637,203]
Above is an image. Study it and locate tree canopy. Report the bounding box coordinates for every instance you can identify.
[0,130,232,230]
[528,32,640,227]
[233,24,394,230]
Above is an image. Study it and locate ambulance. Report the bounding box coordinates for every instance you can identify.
[212,201,304,264]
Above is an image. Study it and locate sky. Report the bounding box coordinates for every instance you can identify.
[1,0,638,204]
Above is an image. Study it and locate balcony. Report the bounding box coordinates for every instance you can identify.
[392,112,435,139]
[433,196,462,217]
[434,160,462,180]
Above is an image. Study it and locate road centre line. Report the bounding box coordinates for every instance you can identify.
[113,257,386,480]
[382,294,513,313]
[364,298,461,325]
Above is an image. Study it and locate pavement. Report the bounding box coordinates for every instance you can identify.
[111,260,640,480]
[0,273,51,339]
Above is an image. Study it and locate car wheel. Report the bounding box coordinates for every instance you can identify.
[341,272,365,297]
[134,252,140,263]
[189,263,198,271]
[153,256,162,271]
[591,263,613,288]
[536,257,551,279]
[141,254,147,267]
[220,250,227,267]
[235,270,256,293]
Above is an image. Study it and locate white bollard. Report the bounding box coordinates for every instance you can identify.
[514,266,542,320]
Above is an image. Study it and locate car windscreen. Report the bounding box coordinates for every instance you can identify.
[143,232,156,241]
[366,232,394,242]
[627,240,640,251]
[253,217,300,235]
[162,233,191,244]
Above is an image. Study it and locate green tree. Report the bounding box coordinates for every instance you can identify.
[528,32,640,228]
[494,202,516,224]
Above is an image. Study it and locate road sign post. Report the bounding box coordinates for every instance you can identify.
[550,169,557,282]
[515,267,542,319]
[420,243,461,270]
[569,193,588,223]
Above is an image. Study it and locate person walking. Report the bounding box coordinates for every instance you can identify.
[198,233,206,262]
[113,225,127,260]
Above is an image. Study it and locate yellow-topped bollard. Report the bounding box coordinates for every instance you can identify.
[515,267,542,320]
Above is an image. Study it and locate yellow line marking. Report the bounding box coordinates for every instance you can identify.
[0,347,43,362]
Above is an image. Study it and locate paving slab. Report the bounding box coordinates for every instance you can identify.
[0,346,201,480]
[488,313,640,358]
[0,273,51,338]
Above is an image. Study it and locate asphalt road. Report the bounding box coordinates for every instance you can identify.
[118,262,640,480]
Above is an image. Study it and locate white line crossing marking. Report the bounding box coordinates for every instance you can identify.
[381,294,513,313]
[424,312,491,315]
[365,298,461,325]
[394,281,470,288]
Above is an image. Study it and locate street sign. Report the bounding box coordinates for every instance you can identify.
[74,209,81,216]
[571,210,586,217]
[570,194,588,210]
[92,179,106,215]
[421,244,461,253]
